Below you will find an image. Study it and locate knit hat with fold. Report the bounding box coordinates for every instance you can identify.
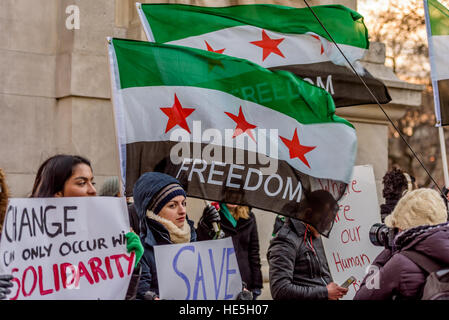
[133,172,186,217]
[385,188,448,230]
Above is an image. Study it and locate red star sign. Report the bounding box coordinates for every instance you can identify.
[225,106,257,142]
[280,128,316,168]
[160,94,195,134]
[205,40,225,54]
[310,34,325,55]
[250,29,285,61]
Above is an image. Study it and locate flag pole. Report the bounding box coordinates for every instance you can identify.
[424,0,449,187]
[107,37,125,197]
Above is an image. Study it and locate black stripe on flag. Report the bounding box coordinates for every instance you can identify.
[125,141,347,236]
[270,62,391,108]
[438,79,449,126]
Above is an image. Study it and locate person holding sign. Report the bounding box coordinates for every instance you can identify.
[132,172,226,300]
[0,168,13,299]
[267,190,349,300]
[354,188,449,300]
[29,154,144,299]
[197,203,263,299]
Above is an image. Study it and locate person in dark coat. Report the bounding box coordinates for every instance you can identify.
[354,188,449,300]
[197,203,263,299]
[133,172,221,300]
[267,190,348,300]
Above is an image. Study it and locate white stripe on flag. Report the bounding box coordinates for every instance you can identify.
[119,85,356,183]
[165,25,367,73]
[430,35,449,81]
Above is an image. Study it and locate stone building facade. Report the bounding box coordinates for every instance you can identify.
[0,0,423,299]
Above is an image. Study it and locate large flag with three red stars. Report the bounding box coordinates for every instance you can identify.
[108,38,357,236]
[136,3,391,107]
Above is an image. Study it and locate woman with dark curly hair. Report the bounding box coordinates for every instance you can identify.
[380,168,416,222]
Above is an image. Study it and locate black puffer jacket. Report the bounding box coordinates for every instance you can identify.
[267,218,332,300]
[196,209,263,291]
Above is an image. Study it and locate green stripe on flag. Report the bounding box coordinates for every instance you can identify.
[140,4,369,49]
[429,0,449,36]
[111,38,353,128]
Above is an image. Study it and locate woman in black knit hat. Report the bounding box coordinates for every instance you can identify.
[133,171,221,300]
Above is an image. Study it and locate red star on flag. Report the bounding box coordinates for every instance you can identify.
[160,94,195,134]
[205,40,225,54]
[310,34,325,55]
[225,106,257,142]
[280,128,316,168]
[250,29,285,61]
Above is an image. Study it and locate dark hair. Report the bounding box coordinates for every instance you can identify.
[382,168,415,201]
[299,190,339,236]
[301,190,338,213]
[31,155,92,198]
[380,168,416,222]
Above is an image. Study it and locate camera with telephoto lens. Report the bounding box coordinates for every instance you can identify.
[369,223,398,248]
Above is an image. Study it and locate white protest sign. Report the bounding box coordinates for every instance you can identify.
[0,197,134,300]
[155,237,242,300]
[321,165,383,300]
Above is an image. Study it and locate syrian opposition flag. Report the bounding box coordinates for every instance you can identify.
[108,38,357,236]
[424,0,449,126]
[136,3,391,108]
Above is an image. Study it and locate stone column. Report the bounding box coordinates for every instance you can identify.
[0,0,59,196]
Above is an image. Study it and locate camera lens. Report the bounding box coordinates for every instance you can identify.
[369,223,387,247]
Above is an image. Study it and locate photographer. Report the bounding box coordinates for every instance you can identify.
[354,188,449,300]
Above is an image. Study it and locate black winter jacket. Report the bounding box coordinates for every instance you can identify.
[196,209,263,291]
[267,218,332,300]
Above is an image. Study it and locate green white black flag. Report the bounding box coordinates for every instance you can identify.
[136,3,391,107]
[108,38,357,235]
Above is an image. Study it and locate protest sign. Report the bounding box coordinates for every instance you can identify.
[154,237,242,300]
[0,197,133,300]
[321,165,383,300]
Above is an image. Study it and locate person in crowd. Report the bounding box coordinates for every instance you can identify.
[133,171,225,299]
[133,172,251,300]
[99,176,143,237]
[99,176,121,197]
[30,154,143,299]
[31,155,97,198]
[380,168,417,222]
[197,202,263,299]
[354,188,449,300]
[0,168,13,300]
[267,190,348,300]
